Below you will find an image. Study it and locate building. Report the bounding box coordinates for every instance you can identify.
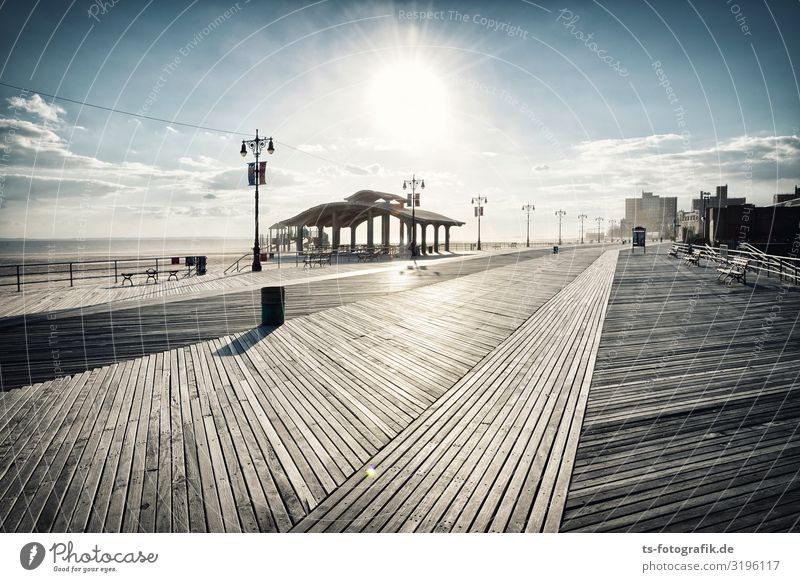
[690,185,746,213]
[772,185,800,206]
[708,203,800,256]
[622,191,677,238]
[269,189,465,254]
[678,209,700,240]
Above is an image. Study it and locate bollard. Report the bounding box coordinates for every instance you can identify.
[261,286,285,326]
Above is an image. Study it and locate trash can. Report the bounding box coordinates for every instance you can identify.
[261,286,285,326]
[185,256,196,267]
[196,256,207,275]
[553,245,559,254]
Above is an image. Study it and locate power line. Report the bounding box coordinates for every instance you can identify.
[0,79,349,168]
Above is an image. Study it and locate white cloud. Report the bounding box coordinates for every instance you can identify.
[7,93,65,122]
[297,144,325,153]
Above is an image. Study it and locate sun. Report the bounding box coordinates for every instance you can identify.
[366,59,450,139]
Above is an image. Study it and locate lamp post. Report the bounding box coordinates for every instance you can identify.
[522,203,535,247]
[609,218,617,242]
[402,174,425,257]
[555,209,566,246]
[578,213,587,244]
[472,196,487,250]
[699,190,711,241]
[595,217,605,243]
[240,129,275,271]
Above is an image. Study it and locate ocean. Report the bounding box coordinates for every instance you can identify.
[0,237,256,265]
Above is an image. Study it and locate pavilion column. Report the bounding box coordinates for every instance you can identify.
[296,226,304,252]
[317,225,324,248]
[382,214,390,247]
[350,223,357,250]
[421,223,428,255]
[367,210,374,250]
[445,225,451,252]
[332,211,340,249]
[399,219,405,248]
[434,225,440,252]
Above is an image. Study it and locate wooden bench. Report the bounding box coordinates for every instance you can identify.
[668,245,681,258]
[717,257,749,285]
[302,252,332,268]
[682,250,702,267]
[120,268,159,286]
[356,250,378,262]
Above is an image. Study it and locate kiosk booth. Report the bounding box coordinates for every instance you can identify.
[631,226,646,253]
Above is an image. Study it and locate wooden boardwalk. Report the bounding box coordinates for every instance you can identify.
[0,248,559,390]
[0,248,601,532]
[2,245,798,533]
[561,250,800,532]
[0,249,503,319]
[293,251,618,532]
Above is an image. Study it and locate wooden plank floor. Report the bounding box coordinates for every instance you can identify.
[0,248,533,319]
[293,250,619,532]
[560,249,800,532]
[0,248,602,532]
[0,248,564,390]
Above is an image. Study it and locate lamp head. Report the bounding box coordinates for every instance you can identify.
[240,142,247,157]
[267,138,275,155]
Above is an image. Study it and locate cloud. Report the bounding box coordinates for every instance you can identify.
[534,164,549,171]
[535,133,800,206]
[179,155,217,168]
[297,144,325,153]
[7,94,65,122]
[203,193,217,199]
[318,163,384,177]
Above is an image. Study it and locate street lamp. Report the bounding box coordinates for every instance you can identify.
[555,209,566,246]
[609,219,617,242]
[472,196,487,250]
[522,204,535,248]
[578,213,587,244]
[595,217,605,243]
[699,190,711,241]
[240,129,275,272]
[402,174,425,257]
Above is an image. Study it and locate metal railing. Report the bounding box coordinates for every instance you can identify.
[670,242,800,285]
[0,255,199,292]
[224,252,252,274]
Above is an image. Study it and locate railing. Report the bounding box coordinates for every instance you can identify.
[224,252,252,275]
[670,242,800,285]
[0,255,200,292]
[447,241,562,252]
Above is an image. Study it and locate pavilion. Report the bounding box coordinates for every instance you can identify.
[268,190,465,254]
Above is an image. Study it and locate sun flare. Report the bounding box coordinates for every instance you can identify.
[366,59,450,139]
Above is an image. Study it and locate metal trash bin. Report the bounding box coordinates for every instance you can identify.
[261,286,285,326]
[553,245,559,254]
[196,256,207,275]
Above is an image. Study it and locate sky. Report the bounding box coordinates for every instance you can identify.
[0,0,798,243]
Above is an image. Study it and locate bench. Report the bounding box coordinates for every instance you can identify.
[356,250,379,262]
[302,252,332,268]
[668,245,681,258]
[682,250,702,267]
[121,268,159,286]
[717,257,748,285]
